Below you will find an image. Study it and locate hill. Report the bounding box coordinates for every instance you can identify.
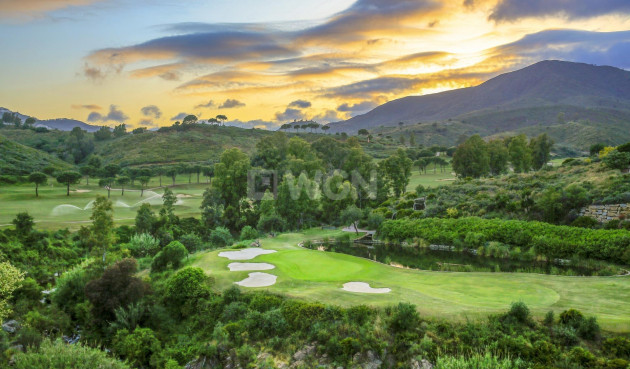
[0,107,102,132]
[328,61,630,148]
[0,134,73,176]
[91,125,276,166]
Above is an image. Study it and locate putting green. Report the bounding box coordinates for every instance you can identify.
[190,229,630,331]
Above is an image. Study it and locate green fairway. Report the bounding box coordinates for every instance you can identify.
[406,165,455,191]
[0,174,208,230]
[191,229,630,331]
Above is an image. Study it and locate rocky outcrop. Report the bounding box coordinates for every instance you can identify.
[579,204,630,222]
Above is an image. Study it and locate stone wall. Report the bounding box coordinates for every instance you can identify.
[579,204,630,222]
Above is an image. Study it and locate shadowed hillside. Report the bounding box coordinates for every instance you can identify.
[328,61,630,142]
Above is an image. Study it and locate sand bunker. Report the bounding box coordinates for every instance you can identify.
[228,263,275,272]
[177,194,193,198]
[235,272,277,287]
[218,248,276,260]
[342,282,391,294]
[71,189,91,193]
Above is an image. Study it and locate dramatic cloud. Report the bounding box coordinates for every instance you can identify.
[275,108,306,122]
[337,101,379,114]
[288,100,312,109]
[312,109,344,124]
[72,104,102,110]
[219,99,246,109]
[170,112,188,121]
[493,29,630,69]
[141,105,162,119]
[490,0,630,22]
[194,100,216,109]
[87,105,128,123]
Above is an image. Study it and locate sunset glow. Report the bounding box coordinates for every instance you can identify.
[1,0,629,129]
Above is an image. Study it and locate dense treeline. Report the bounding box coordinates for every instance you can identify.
[452,133,554,178]
[379,217,630,264]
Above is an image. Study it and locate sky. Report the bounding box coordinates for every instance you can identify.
[1,0,629,130]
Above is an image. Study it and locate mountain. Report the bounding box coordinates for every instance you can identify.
[0,107,102,132]
[38,118,103,132]
[328,61,630,144]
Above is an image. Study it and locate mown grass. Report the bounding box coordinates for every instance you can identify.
[190,229,630,332]
[0,174,208,230]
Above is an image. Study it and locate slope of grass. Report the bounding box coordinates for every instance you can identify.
[0,134,72,176]
[190,229,630,331]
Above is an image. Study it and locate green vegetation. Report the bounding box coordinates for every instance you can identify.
[1,123,629,368]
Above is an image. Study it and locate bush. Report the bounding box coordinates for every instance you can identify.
[603,337,630,359]
[179,233,203,253]
[240,226,259,241]
[13,339,130,369]
[209,227,234,247]
[506,302,531,325]
[379,217,630,264]
[571,216,600,229]
[164,267,211,316]
[129,233,160,257]
[151,241,188,272]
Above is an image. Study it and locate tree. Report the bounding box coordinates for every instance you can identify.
[94,126,112,141]
[160,187,178,225]
[452,135,489,178]
[138,176,150,197]
[358,129,369,142]
[508,134,532,173]
[380,148,413,197]
[414,158,428,174]
[91,195,114,255]
[154,166,165,187]
[135,203,156,234]
[85,259,148,324]
[216,114,227,126]
[151,241,187,272]
[12,212,34,239]
[165,167,178,186]
[28,172,47,197]
[214,148,251,208]
[113,123,127,138]
[487,139,509,176]
[529,133,554,170]
[589,143,606,157]
[56,171,82,196]
[116,176,130,196]
[409,132,416,146]
[201,188,224,229]
[182,114,198,125]
[340,205,363,234]
[322,125,330,134]
[255,131,288,170]
[79,166,93,185]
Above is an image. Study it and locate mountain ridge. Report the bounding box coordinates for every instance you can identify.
[328,60,630,134]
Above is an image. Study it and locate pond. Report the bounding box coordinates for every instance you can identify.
[306,240,619,276]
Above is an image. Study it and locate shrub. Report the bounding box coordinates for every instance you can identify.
[113,328,161,369]
[179,233,203,253]
[129,233,160,257]
[506,302,531,325]
[603,337,630,359]
[209,227,234,248]
[164,267,211,316]
[13,339,130,369]
[559,309,584,329]
[151,241,188,272]
[240,226,259,241]
[571,216,600,229]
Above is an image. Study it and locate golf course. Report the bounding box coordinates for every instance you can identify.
[191,229,630,332]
